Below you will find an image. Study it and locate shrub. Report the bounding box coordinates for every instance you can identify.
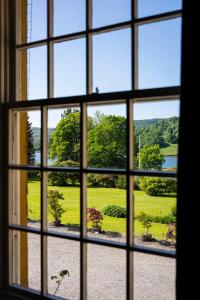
[48,190,65,226]
[48,160,79,186]
[87,207,103,229]
[134,177,140,190]
[102,205,126,218]
[88,174,117,188]
[138,177,177,196]
[116,176,126,189]
[136,211,176,224]
[170,205,177,217]
[165,223,176,243]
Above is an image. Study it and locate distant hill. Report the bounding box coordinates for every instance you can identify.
[134,118,164,128]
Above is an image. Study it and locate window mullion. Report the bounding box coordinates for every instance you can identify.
[47,0,54,99]
[41,106,48,296]
[80,101,88,300]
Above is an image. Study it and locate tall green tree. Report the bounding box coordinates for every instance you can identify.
[49,112,93,163]
[138,144,164,170]
[88,115,126,168]
[27,115,35,165]
[50,112,81,162]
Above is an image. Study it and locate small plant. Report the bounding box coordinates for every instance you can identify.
[166,223,176,243]
[87,207,103,230]
[51,269,70,295]
[48,190,65,226]
[102,205,126,218]
[137,211,153,241]
[170,205,177,217]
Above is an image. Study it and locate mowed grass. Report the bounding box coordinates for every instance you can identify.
[160,143,178,156]
[28,180,176,240]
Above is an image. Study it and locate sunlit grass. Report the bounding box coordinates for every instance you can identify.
[28,180,176,240]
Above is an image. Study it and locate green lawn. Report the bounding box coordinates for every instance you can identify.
[160,143,178,156]
[28,180,176,240]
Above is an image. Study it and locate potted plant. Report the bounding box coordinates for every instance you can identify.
[48,190,65,226]
[138,211,153,241]
[87,207,103,233]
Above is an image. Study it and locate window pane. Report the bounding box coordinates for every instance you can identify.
[17,46,47,100]
[17,0,47,44]
[9,231,41,291]
[133,176,177,251]
[88,244,126,299]
[48,107,80,166]
[134,253,176,300]
[93,29,131,93]
[9,170,41,229]
[133,100,180,171]
[47,237,80,299]
[53,0,85,36]
[93,0,131,28]
[87,174,126,243]
[87,102,127,169]
[54,39,86,97]
[9,110,41,166]
[138,0,181,18]
[138,18,181,89]
[47,172,80,235]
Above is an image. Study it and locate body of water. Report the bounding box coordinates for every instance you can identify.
[35,152,177,169]
[162,155,177,168]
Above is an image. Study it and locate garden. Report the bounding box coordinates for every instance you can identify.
[28,173,176,246]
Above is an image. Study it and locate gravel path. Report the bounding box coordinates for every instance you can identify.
[27,225,175,300]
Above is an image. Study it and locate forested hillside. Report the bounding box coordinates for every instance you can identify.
[134,116,179,155]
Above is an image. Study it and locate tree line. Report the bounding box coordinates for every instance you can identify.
[29,110,179,168]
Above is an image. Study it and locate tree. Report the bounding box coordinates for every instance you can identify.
[138,144,164,170]
[50,112,81,163]
[49,111,93,163]
[27,115,35,165]
[88,115,126,168]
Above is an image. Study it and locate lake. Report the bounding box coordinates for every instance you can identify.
[162,155,177,168]
[35,152,177,169]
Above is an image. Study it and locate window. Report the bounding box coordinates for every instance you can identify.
[2,0,182,299]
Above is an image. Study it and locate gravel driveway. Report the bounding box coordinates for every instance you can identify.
[27,228,175,300]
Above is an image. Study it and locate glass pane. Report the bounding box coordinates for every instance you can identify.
[87,102,127,169]
[9,170,41,229]
[133,176,177,251]
[134,253,176,300]
[47,172,80,235]
[138,0,181,18]
[9,109,41,166]
[53,0,85,36]
[54,39,86,97]
[9,231,41,291]
[17,0,47,44]
[48,107,80,166]
[133,100,180,171]
[138,18,181,89]
[47,237,80,299]
[93,0,131,28]
[17,46,47,100]
[87,174,126,243]
[88,244,126,299]
[93,29,131,93]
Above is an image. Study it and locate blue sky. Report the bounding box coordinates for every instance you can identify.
[26,0,181,127]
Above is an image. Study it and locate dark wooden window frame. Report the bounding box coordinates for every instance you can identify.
[0,0,197,299]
